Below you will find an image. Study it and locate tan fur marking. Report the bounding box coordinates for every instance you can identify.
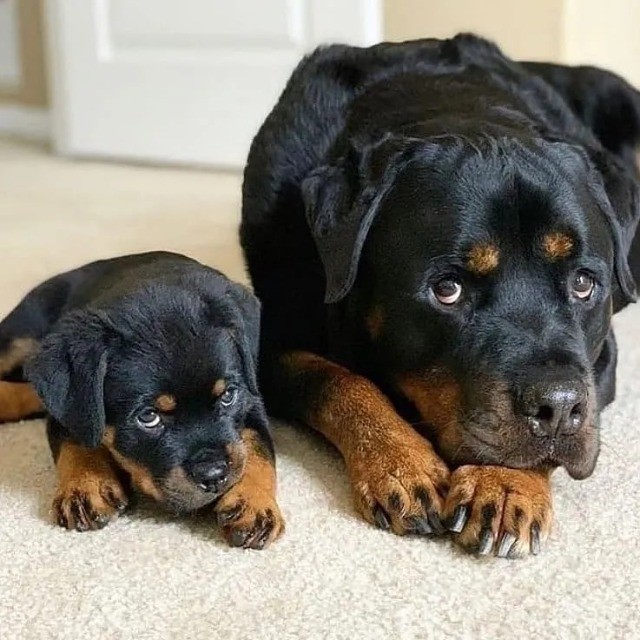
[0,381,43,422]
[396,370,465,464]
[444,465,553,556]
[542,232,574,260]
[282,351,450,534]
[154,394,176,412]
[103,429,163,501]
[212,379,227,397]
[365,305,385,339]
[0,337,39,377]
[54,441,128,529]
[467,244,499,275]
[215,429,285,548]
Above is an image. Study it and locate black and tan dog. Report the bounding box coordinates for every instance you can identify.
[0,252,284,549]
[241,34,640,556]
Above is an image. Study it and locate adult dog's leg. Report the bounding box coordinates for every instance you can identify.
[275,351,450,535]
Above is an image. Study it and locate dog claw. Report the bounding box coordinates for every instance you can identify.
[497,533,517,558]
[427,509,445,535]
[478,529,494,555]
[448,505,468,533]
[374,506,391,530]
[530,524,541,555]
[408,516,433,535]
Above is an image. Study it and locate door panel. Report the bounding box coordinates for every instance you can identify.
[47,0,382,168]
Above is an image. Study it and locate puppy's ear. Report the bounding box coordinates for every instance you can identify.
[302,137,424,303]
[596,155,640,311]
[26,310,108,447]
[226,283,261,395]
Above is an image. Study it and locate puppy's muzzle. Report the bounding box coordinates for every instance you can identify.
[187,459,230,494]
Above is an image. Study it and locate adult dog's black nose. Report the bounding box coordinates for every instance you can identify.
[520,378,587,437]
[189,460,229,492]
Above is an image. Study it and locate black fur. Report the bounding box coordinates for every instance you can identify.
[241,34,640,480]
[0,251,273,513]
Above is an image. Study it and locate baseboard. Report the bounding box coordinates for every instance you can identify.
[0,105,50,142]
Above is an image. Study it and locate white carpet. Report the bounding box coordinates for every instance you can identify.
[1,140,639,639]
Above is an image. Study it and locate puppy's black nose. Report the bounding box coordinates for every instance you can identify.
[520,379,587,437]
[189,461,229,493]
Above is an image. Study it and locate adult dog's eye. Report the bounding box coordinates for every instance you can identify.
[136,409,162,429]
[219,386,239,407]
[571,271,595,300]
[432,278,463,305]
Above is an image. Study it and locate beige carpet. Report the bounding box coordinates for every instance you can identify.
[1,139,639,639]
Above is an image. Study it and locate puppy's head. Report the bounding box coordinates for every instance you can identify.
[28,275,265,513]
[304,129,639,480]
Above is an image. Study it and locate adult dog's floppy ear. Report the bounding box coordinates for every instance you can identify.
[26,310,108,447]
[589,150,640,312]
[302,136,425,303]
[226,283,261,396]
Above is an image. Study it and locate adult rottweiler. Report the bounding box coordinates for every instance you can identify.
[0,252,284,549]
[241,34,640,557]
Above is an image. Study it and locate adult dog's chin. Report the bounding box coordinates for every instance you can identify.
[454,426,600,481]
[550,424,601,480]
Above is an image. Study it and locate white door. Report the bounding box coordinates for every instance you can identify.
[46,0,382,169]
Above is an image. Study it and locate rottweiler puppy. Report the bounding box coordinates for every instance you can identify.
[0,252,284,549]
[241,34,640,557]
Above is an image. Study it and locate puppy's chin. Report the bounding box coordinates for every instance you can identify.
[158,467,224,514]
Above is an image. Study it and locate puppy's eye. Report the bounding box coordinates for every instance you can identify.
[571,271,595,300]
[432,277,463,305]
[219,386,238,407]
[136,409,162,429]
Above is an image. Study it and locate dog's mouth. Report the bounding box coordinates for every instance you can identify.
[398,370,601,480]
[158,457,248,514]
[158,469,228,514]
[458,416,601,480]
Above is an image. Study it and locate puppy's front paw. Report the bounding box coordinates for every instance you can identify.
[215,486,285,550]
[349,431,450,536]
[444,465,552,558]
[53,479,128,532]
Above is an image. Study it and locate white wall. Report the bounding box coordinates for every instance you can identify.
[564,0,640,88]
[0,0,21,90]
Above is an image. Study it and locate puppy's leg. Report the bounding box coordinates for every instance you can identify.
[0,337,43,422]
[444,465,553,558]
[0,336,39,378]
[215,427,284,550]
[270,351,450,536]
[0,381,42,422]
[49,422,129,531]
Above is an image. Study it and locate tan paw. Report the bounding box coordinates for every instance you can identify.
[53,478,128,532]
[444,465,553,558]
[349,431,450,536]
[215,485,285,550]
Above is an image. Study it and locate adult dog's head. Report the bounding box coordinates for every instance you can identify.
[303,61,640,480]
[28,270,265,513]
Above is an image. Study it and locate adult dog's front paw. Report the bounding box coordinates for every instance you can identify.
[53,478,128,531]
[444,465,552,558]
[348,430,450,536]
[215,484,285,550]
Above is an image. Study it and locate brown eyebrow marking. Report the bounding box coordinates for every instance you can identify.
[154,394,176,412]
[542,232,574,260]
[467,243,499,275]
[365,305,385,340]
[212,379,227,397]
